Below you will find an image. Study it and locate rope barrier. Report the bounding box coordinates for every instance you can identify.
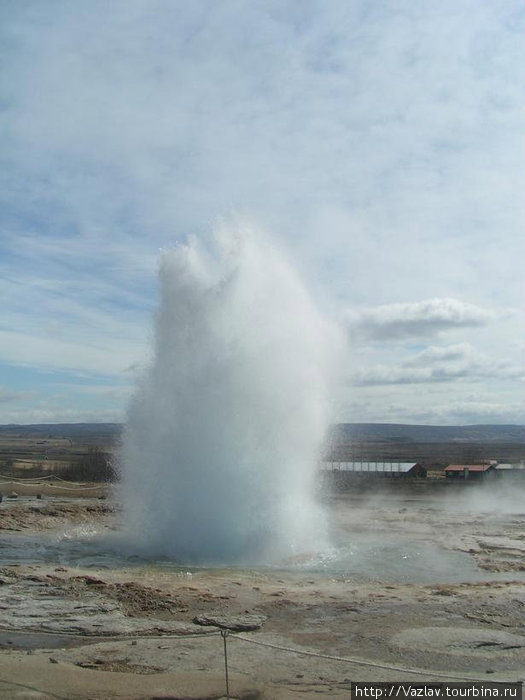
[51,475,102,485]
[52,475,90,484]
[0,474,111,486]
[0,626,220,641]
[45,483,106,491]
[0,625,229,698]
[0,474,57,481]
[0,480,47,487]
[230,633,521,684]
[0,623,518,685]
[0,480,107,490]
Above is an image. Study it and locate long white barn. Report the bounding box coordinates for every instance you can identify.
[321,461,426,477]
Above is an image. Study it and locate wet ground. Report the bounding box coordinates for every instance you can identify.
[0,484,524,698]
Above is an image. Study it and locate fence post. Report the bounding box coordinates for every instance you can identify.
[221,629,230,699]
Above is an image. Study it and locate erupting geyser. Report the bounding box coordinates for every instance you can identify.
[120,221,342,564]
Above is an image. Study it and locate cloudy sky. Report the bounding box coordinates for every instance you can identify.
[1,0,523,425]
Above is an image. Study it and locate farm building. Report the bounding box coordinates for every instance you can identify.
[322,462,427,478]
[444,464,496,480]
[495,462,525,471]
[494,462,525,479]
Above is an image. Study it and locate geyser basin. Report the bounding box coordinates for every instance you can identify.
[4,489,524,583]
[0,528,482,584]
[119,222,342,564]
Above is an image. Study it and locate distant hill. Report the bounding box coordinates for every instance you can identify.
[332,423,525,444]
[0,423,122,439]
[0,422,523,444]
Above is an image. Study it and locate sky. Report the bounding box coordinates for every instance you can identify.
[0,0,524,426]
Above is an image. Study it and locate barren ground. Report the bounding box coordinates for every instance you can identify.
[0,484,524,699]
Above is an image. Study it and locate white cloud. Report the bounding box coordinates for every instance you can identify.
[0,405,124,425]
[399,400,525,425]
[345,298,494,341]
[0,329,147,377]
[404,342,474,365]
[353,361,523,387]
[0,1,523,424]
[351,337,524,387]
[68,385,134,401]
[0,387,37,404]
[341,388,524,425]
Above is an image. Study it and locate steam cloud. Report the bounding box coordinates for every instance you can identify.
[120,221,343,564]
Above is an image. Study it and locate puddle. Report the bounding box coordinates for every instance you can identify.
[279,534,485,583]
[0,631,99,650]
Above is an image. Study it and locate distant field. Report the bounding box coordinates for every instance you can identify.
[0,424,118,481]
[0,423,523,478]
[330,441,525,467]
[332,422,525,443]
[329,423,525,468]
[9,458,72,473]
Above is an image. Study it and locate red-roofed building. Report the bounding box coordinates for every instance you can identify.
[444,464,496,480]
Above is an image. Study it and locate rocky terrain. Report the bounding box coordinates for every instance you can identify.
[0,490,524,698]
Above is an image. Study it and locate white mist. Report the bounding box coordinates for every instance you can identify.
[120,221,342,564]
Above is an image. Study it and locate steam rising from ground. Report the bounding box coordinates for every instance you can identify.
[120,222,342,564]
